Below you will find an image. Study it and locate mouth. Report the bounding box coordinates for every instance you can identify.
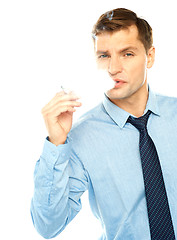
[113,79,126,88]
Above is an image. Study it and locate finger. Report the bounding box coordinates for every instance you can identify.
[42,92,80,113]
[43,105,77,118]
[47,92,81,109]
[42,98,82,113]
[48,100,82,115]
[57,92,81,101]
[42,100,82,117]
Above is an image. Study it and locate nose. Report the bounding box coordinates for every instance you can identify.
[108,56,123,76]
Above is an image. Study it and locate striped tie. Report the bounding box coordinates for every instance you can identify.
[127,110,175,240]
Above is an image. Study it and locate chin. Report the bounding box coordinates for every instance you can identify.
[105,88,126,100]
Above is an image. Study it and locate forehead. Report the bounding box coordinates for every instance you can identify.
[95,25,144,52]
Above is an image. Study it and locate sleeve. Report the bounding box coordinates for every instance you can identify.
[30,138,89,239]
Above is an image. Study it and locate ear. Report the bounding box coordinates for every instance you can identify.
[147,47,155,69]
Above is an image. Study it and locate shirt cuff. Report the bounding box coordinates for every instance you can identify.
[41,137,72,170]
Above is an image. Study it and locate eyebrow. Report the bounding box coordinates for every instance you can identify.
[96,46,139,55]
[120,47,138,53]
[96,50,109,55]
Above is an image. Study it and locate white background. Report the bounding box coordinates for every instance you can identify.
[0,0,177,239]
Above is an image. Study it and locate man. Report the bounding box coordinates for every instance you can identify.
[31,8,177,239]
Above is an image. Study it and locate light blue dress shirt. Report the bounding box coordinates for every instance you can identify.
[31,88,177,239]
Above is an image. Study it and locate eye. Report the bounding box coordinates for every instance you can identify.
[124,52,134,57]
[98,54,109,59]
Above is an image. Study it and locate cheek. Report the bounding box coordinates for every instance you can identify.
[96,59,109,70]
[128,59,147,82]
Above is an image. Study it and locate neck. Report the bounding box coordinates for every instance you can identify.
[111,84,149,118]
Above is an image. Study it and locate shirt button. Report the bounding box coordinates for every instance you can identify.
[51,151,56,157]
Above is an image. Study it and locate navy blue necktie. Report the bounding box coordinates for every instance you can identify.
[127,110,175,240]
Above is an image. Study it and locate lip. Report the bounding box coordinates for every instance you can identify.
[113,79,126,88]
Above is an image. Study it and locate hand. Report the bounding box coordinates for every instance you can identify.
[42,91,82,145]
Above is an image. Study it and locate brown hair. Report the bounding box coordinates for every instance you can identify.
[92,8,153,54]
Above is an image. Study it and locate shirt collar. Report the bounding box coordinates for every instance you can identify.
[102,86,161,129]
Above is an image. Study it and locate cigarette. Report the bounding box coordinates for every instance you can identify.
[61,85,70,94]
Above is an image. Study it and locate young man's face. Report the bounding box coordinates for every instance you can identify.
[94,25,155,105]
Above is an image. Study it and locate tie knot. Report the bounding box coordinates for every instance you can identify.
[127,110,151,131]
